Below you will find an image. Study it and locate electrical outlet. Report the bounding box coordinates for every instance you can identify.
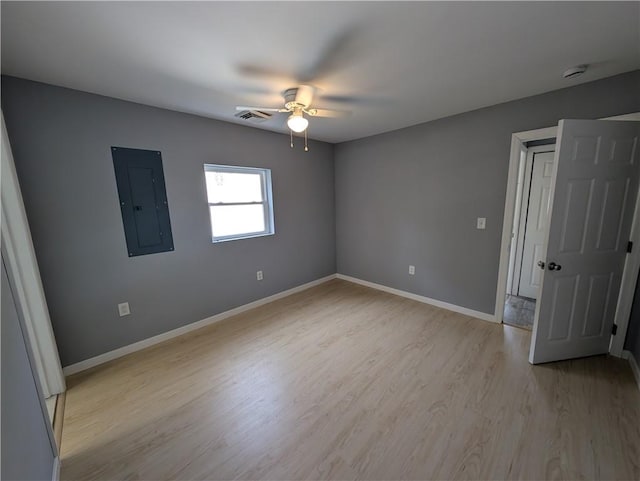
[118,302,130,317]
[409,265,415,275]
[477,217,486,230]
[257,270,263,281]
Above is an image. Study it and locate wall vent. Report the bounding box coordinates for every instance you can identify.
[234,110,273,123]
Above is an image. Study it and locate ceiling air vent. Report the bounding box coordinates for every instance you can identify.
[234,110,273,123]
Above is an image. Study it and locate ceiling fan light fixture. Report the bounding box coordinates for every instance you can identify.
[287,113,309,133]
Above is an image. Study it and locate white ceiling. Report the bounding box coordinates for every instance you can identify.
[2,2,639,143]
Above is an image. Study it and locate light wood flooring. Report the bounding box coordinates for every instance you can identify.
[61,279,640,480]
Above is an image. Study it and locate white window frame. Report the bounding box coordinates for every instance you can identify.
[204,164,275,243]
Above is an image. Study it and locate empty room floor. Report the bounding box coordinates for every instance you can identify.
[60,280,640,481]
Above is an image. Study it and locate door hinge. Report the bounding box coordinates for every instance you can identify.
[627,241,633,253]
[612,324,618,335]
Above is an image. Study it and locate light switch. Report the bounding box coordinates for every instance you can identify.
[477,217,486,230]
[118,302,130,316]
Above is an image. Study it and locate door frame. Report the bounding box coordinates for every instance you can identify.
[2,249,60,481]
[1,112,65,396]
[495,113,640,358]
[495,125,557,325]
[509,145,556,299]
[610,167,640,357]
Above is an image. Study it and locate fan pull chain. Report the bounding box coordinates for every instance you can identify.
[304,129,309,152]
[290,129,294,148]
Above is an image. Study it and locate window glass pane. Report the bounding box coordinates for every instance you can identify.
[205,171,263,204]
[210,204,266,238]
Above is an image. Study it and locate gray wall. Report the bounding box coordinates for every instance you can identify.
[1,76,336,366]
[1,257,56,481]
[624,272,640,361]
[335,70,640,315]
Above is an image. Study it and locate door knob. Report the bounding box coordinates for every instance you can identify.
[537,260,545,270]
[548,262,562,271]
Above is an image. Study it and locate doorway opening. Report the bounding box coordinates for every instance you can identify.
[503,142,555,330]
[495,115,640,364]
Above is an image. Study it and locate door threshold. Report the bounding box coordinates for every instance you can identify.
[503,321,533,332]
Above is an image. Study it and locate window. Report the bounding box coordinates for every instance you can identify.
[204,164,274,242]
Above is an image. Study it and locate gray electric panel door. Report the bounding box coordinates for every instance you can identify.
[112,147,174,256]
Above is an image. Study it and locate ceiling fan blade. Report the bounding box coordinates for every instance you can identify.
[306,108,351,118]
[236,64,293,84]
[298,26,362,82]
[235,106,287,112]
[294,85,315,108]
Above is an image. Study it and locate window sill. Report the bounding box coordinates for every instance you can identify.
[212,231,275,243]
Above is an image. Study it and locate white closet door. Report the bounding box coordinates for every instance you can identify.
[518,151,554,299]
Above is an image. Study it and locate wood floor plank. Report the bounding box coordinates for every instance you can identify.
[60,280,640,480]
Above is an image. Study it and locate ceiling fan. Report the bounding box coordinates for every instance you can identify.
[236,85,348,151]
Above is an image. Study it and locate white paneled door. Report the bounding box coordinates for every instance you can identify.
[518,151,554,299]
[530,120,640,364]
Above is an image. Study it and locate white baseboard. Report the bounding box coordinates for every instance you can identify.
[622,350,640,392]
[63,274,337,376]
[336,274,497,323]
[52,456,60,481]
